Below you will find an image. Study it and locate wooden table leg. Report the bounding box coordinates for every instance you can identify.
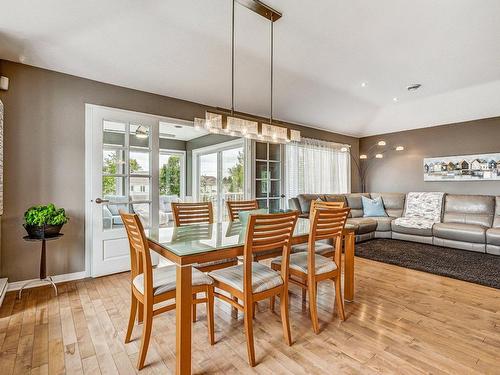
[344,232,355,302]
[176,264,192,375]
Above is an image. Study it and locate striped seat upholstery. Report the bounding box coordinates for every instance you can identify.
[133,265,213,296]
[209,262,283,293]
[271,253,336,275]
[292,241,334,255]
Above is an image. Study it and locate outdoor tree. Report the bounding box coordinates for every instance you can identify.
[103,153,142,195]
[159,156,180,196]
[222,151,244,193]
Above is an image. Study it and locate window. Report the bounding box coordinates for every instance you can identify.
[255,142,284,211]
[285,138,350,199]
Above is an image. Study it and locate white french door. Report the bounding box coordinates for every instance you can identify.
[193,139,247,222]
[86,105,162,277]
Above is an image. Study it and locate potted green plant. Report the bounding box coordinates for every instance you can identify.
[23,203,69,239]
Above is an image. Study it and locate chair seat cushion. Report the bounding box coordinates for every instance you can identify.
[133,265,213,296]
[433,223,487,244]
[193,258,238,269]
[292,242,334,255]
[209,262,283,293]
[346,218,377,234]
[271,253,337,275]
[487,228,500,246]
[391,221,433,236]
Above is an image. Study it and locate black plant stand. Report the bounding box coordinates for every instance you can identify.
[18,233,63,299]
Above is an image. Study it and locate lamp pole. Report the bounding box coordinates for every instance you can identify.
[347,142,405,193]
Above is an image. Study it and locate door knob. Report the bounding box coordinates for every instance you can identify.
[95,198,109,204]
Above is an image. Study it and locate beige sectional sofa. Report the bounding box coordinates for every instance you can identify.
[289,192,500,255]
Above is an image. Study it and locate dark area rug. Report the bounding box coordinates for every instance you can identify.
[355,239,500,289]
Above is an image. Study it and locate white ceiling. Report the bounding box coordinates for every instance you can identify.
[159,121,208,141]
[1,0,500,137]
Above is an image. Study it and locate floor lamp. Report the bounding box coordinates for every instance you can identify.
[342,141,405,193]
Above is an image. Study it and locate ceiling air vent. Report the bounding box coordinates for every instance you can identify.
[407,84,422,91]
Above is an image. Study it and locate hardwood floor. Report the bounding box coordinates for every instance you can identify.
[0,257,499,374]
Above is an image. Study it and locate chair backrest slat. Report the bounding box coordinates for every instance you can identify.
[120,211,153,297]
[226,200,259,221]
[243,212,298,297]
[172,202,213,226]
[308,207,350,271]
[310,200,345,218]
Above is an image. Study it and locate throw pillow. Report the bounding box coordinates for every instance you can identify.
[361,196,387,217]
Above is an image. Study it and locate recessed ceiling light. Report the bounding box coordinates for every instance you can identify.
[361,82,367,88]
[396,146,405,151]
[375,154,384,159]
[393,97,399,102]
[340,147,348,152]
[359,154,367,159]
[377,140,386,146]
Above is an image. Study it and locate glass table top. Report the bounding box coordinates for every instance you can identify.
[147,218,355,257]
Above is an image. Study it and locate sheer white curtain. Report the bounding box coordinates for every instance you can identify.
[286,137,350,198]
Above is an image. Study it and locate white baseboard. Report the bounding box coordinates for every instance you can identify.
[7,271,87,292]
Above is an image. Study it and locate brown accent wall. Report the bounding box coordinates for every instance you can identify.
[0,60,359,281]
[360,117,500,194]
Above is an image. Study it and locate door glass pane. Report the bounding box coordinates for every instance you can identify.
[269,199,280,212]
[159,153,182,228]
[256,142,267,160]
[130,150,150,175]
[270,180,281,198]
[269,143,280,161]
[257,199,268,209]
[130,124,150,148]
[103,121,125,146]
[199,153,218,218]
[256,161,268,179]
[132,203,150,227]
[269,161,280,179]
[130,177,150,201]
[256,180,268,198]
[222,148,244,221]
[103,149,125,174]
[102,176,127,200]
[102,203,128,230]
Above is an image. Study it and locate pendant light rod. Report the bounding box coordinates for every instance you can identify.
[270,14,273,124]
[231,0,235,115]
[235,0,281,21]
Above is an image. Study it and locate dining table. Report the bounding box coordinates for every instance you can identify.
[147,217,356,375]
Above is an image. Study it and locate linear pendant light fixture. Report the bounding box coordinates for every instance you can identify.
[194,0,300,144]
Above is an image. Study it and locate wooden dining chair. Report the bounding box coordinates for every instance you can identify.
[171,201,238,322]
[120,211,215,370]
[292,200,346,257]
[271,207,350,334]
[226,199,259,222]
[209,211,299,367]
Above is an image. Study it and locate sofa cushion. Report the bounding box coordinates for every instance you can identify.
[370,193,405,217]
[362,196,387,217]
[345,193,370,218]
[372,217,394,232]
[443,194,495,228]
[391,221,433,236]
[433,223,487,244]
[493,196,500,228]
[486,228,500,246]
[346,217,377,234]
[297,194,324,214]
[323,194,347,205]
